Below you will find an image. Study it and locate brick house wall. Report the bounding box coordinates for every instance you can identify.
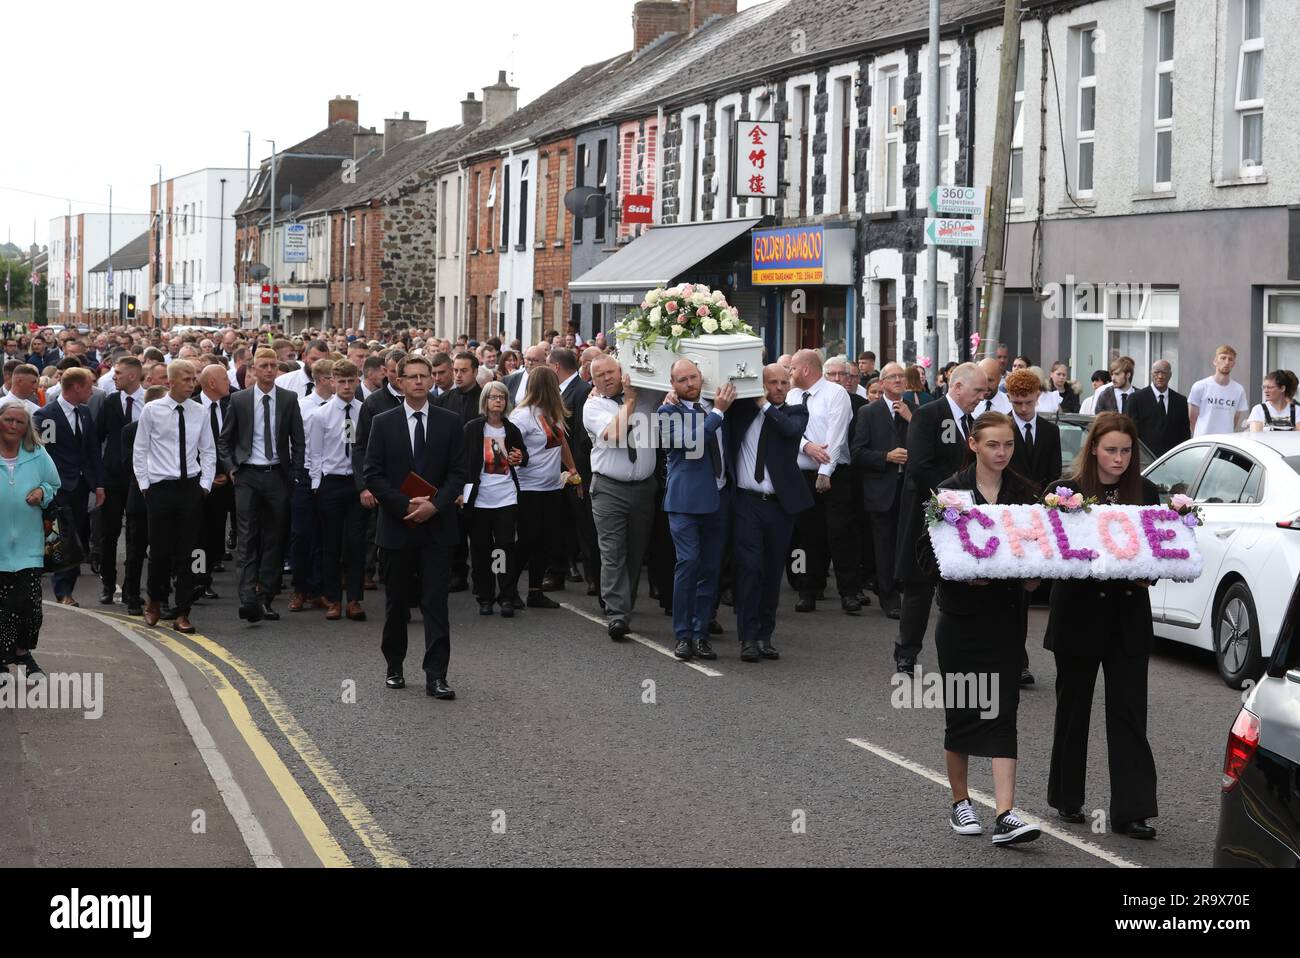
[532,135,575,341]
[465,155,502,341]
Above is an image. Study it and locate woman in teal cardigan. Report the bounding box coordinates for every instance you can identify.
[0,399,61,681]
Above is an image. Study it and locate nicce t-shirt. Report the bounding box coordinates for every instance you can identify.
[1188,377,1247,437]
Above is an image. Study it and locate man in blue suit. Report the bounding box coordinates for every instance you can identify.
[658,359,735,661]
[35,367,105,605]
[726,364,814,662]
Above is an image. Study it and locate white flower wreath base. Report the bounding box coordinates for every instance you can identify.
[927,503,1205,582]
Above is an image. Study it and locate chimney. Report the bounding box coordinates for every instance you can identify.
[633,1,690,54]
[461,91,484,128]
[353,127,382,162]
[481,70,519,127]
[329,94,359,126]
[383,112,427,154]
[689,0,737,31]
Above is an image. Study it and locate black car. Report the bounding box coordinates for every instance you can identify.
[1213,574,1300,866]
[1052,413,1156,476]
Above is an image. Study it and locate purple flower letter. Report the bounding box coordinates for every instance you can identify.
[956,508,1000,559]
[1141,508,1190,560]
[1046,509,1099,561]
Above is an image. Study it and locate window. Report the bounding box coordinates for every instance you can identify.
[1077,27,1098,195]
[500,164,511,248]
[555,152,568,244]
[836,77,852,213]
[880,69,902,209]
[1106,287,1180,388]
[1011,42,1025,202]
[1154,7,1175,190]
[440,180,449,256]
[574,144,587,241]
[1236,0,1264,171]
[348,216,357,247]
[720,105,735,218]
[1146,445,1209,495]
[536,154,549,244]
[797,85,810,218]
[517,160,529,248]
[686,117,701,223]
[937,59,953,186]
[486,168,497,252]
[594,140,607,242]
[1196,449,1257,504]
[1263,291,1300,372]
[469,172,480,252]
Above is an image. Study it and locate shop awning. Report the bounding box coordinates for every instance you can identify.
[570,218,762,292]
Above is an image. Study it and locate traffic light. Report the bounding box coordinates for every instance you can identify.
[126,295,137,320]
[119,292,128,321]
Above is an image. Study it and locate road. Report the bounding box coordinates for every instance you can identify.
[5,567,1244,868]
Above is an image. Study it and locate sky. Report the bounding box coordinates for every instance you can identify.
[2,0,764,252]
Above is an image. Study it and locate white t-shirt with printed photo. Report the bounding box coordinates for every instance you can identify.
[1188,376,1248,436]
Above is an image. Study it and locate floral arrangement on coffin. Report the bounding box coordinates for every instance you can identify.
[1169,493,1205,528]
[1042,486,1099,514]
[613,283,759,353]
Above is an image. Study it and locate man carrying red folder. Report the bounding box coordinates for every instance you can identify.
[362,354,468,698]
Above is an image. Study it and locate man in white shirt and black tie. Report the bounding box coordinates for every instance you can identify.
[309,360,367,621]
[976,358,1013,416]
[196,364,233,604]
[96,356,146,605]
[133,360,215,634]
[583,355,657,641]
[786,349,862,615]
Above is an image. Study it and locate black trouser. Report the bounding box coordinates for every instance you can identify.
[793,467,860,599]
[199,481,233,588]
[144,478,203,615]
[469,505,519,603]
[234,466,292,606]
[648,494,676,611]
[317,475,366,604]
[513,489,565,593]
[732,491,796,648]
[381,542,451,680]
[123,508,148,603]
[98,483,129,595]
[895,579,935,664]
[868,508,902,612]
[450,511,470,584]
[50,479,90,600]
[1049,646,1159,825]
[560,483,600,586]
[290,471,322,597]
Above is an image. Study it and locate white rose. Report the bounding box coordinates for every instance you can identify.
[701,317,719,334]
[670,324,684,337]
[646,289,661,305]
[649,306,662,326]
[696,284,710,295]
[720,317,735,331]
[711,290,726,305]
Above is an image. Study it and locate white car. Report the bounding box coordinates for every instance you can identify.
[1144,432,1300,687]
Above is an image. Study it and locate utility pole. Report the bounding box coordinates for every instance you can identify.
[155,165,163,329]
[978,0,1022,359]
[266,139,277,329]
[107,185,113,327]
[218,178,227,322]
[923,0,940,369]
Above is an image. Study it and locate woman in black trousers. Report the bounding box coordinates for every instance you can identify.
[1046,411,1161,839]
[933,413,1042,846]
[464,381,528,618]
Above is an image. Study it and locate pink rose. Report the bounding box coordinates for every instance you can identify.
[696,305,710,317]
[681,284,694,297]
[1066,493,1084,510]
[936,490,964,509]
[665,301,679,314]
[1171,493,1194,511]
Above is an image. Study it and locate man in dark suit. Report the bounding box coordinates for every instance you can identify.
[830,357,872,605]
[434,350,482,592]
[95,356,145,605]
[851,362,915,619]
[218,347,305,622]
[727,364,812,661]
[35,367,105,605]
[549,346,599,594]
[197,364,234,603]
[894,361,988,673]
[354,349,405,589]
[658,359,735,661]
[363,354,468,698]
[1127,359,1190,458]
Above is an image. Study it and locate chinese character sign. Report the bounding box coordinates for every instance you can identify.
[734,120,780,199]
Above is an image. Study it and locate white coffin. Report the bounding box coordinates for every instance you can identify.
[617,333,766,399]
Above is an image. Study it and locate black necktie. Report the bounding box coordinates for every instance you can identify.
[412,411,425,463]
[72,406,82,440]
[304,380,314,396]
[1120,392,1127,414]
[125,395,134,420]
[754,413,768,484]
[344,405,353,460]
[210,400,220,441]
[961,413,973,438]
[613,396,638,464]
[1024,421,1034,454]
[178,404,188,480]
[262,394,274,460]
[1157,392,1166,416]
[984,399,993,414]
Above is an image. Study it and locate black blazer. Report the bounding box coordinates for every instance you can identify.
[1010,416,1062,493]
[217,385,304,480]
[96,391,138,490]
[1128,385,1191,459]
[463,416,528,508]
[1044,476,1162,658]
[896,398,970,583]
[34,401,104,492]
[560,375,593,479]
[851,396,914,513]
[362,403,468,550]
[353,385,404,487]
[122,420,146,516]
[724,400,814,517]
[435,383,483,426]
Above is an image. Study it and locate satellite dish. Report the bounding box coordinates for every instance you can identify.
[564,186,605,219]
[248,263,269,282]
[280,192,302,214]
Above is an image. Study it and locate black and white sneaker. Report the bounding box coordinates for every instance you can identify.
[949,799,983,836]
[991,810,1041,846]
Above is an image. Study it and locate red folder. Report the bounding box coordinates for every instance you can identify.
[400,472,438,528]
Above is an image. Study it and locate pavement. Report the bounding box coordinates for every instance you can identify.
[0,559,1245,868]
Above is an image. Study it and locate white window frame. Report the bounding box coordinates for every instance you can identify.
[1263,289,1300,371]
[1011,41,1025,205]
[347,215,357,248]
[1235,0,1264,173]
[876,58,905,212]
[1076,27,1097,198]
[937,57,954,187]
[1104,287,1181,389]
[1153,6,1175,191]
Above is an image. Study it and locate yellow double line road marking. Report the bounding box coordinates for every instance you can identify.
[102,611,409,868]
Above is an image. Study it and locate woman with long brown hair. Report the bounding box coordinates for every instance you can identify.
[1045,411,1161,839]
[934,412,1042,846]
[508,366,583,609]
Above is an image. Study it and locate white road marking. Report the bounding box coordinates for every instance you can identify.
[558,602,724,677]
[846,738,1141,868]
[50,603,282,867]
